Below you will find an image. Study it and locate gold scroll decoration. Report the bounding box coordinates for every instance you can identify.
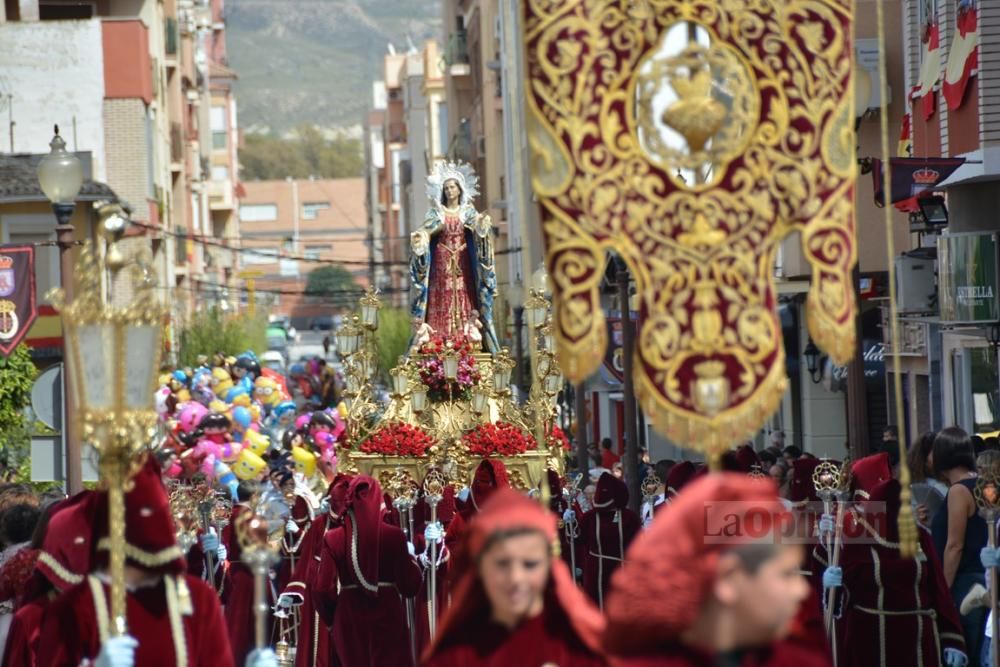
[523,0,856,455]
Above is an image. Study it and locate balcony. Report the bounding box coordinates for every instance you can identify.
[444,31,470,76]
[208,179,234,211]
[387,122,406,145]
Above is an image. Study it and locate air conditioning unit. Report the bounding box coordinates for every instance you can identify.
[896,255,936,313]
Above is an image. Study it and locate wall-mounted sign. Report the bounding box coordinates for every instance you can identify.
[939,232,999,324]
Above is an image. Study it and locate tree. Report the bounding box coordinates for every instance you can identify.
[178,307,268,367]
[305,265,360,297]
[374,307,413,383]
[238,125,364,181]
[0,344,37,481]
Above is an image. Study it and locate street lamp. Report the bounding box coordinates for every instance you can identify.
[37,125,86,496]
[37,126,84,224]
[803,339,824,384]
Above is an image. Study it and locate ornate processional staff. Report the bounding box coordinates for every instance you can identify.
[52,242,164,637]
[422,469,446,640]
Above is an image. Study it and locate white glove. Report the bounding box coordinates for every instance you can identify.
[217,543,228,563]
[199,528,220,554]
[318,498,331,515]
[244,648,279,667]
[562,509,576,524]
[818,513,835,539]
[822,566,843,590]
[944,648,968,667]
[457,487,470,502]
[285,519,300,534]
[407,541,416,557]
[95,635,138,667]
[424,521,444,545]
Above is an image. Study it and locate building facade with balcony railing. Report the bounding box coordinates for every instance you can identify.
[896,0,1000,438]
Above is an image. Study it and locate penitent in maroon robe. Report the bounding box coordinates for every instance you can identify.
[282,473,353,667]
[827,479,966,667]
[580,473,641,609]
[311,476,422,667]
[3,594,47,667]
[36,574,233,667]
[276,493,314,594]
[223,502,263,666]
[410,487,466,659]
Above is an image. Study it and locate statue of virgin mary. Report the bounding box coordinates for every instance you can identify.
[410,161,500,354]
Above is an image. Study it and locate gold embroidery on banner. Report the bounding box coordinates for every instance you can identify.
[523,0,856,455]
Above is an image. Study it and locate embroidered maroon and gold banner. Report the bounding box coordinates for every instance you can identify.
[523,0,856,455]
[0,246,38,356]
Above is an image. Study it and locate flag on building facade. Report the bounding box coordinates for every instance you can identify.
[943,2,978,110]
[916,23,942,119]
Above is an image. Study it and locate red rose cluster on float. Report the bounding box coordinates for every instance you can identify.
[417,333,481,401]
[360,422,436,457]
[463,422,538,457]
[548,425,571,451]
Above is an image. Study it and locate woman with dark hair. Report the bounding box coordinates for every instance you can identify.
[909,431,940,483]
[909,430,946,528]
[422,489,605,666]
[931,426,988,664]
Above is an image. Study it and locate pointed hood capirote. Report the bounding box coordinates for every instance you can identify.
[594,472,628,510]
[425,489,605,662]
[340,475,386,598]
[850,452,892,500]
[602,473,789,655]
[469,458,510,509]
[665,461,696,497]
[788,457,823,504]
[93,455,185,575]
[35,490,100,593]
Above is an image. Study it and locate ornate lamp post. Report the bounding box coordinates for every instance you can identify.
[37,125,86,494]
[51,244,164,636]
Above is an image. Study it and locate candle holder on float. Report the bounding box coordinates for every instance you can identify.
[50,241,164,637]
[337,289,384,457]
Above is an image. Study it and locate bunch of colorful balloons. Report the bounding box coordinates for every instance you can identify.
[155,351,346,499]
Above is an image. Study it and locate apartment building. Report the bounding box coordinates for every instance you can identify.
[239,177,367,325]
[0,0,241,356]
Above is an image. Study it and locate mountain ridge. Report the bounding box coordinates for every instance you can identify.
[226,0,442,134]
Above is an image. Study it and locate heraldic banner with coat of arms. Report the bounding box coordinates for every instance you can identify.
[0,246,38,356]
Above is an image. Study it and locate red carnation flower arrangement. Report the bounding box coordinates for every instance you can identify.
[360,422,435,457]
[417,333,480,401]
[463,422,537,457]
[548,425,571,451]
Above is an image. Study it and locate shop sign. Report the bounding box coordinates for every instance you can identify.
[939,232,1000,324]
[825,340,885,393]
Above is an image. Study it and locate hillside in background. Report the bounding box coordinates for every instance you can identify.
[227,0,442,134]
